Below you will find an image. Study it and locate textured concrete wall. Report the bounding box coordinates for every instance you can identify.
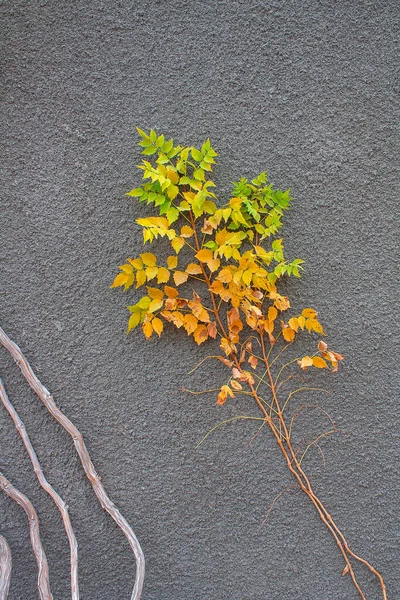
[1,1,399,598]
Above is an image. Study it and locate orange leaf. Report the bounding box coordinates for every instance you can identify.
[147,287,164,300]
[288,317,299,332]
[248,355,258,370]
[217,356,234,368]
[302,307,318,319]
[207,258,221,273]
[268,306,278,321]
[282,326,295,343]
[186,263,203,275]
[297,315,306,329]
[217,390,228,405]
[318,340,328,352]
[152,317,164,336]
[207,322,217,338]
[180,225,194,238]
[312,356,328,369]
[193,324,208,345]
[298,355,313,370]
[195,248,213,263]
[173,271,189,286]
[184,314,198,335]
[143,321,153,339]
[164,285,179,298]
[216,268,232,283]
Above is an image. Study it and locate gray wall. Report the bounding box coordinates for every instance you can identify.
[1,1,399,598]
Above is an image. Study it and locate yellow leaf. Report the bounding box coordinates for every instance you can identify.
[268,306,278,321]
[242,269,253,286]
[298,355,313,370]
[143,321,153,339]
[302,307,318,319]
[128,257,143,270]
[148,298,163,313]
[217,389,228,405]
[145,266,158,281]
[173,271,189,286]
[164,285,179,298]
[195,248,213,263]
[147,287,164,300]
[166,167,179,184]
[312,320,326,335]
[157,267,170,284]
[152,317,164,336]
[184,314,198,334]
[288,317,299,332]
[186,263,203,275]
[282,326,295,342]
[181,225,194,238]
[127,312,141,332]
[216,268,232,283]
[193,324,208,345]
[167,255,178,269]
[140,252,157,267]
[171,237,185,253]
[111,273,128,288]
[297,315,306,329]
[136,269,146,288]
[118,263,134,274]
[207,258,220,273]
[312,356,328,369]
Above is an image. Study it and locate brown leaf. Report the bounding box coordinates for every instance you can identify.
[230,380,243,391]
[217,356,234,368]
[318,340,328,352]
[248,355,258,370]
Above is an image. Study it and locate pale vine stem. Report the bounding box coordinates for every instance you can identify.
[0,535,12,600]
[0,473,52,600]
[0,378,79,599]
[0,327,145,600]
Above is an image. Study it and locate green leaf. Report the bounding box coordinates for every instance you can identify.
[191,147,203,162]
[149,129,157,142]
[166,206,179,224]
[142,146,157,155]
[126,188,143,197]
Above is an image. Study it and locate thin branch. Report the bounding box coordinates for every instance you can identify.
[0,535,11,600]
[0,378,79,600]
[0,327,145,600]
[195,415,264,449]
[0,473,52,600]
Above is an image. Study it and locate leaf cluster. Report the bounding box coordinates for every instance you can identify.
[112,129,343,403]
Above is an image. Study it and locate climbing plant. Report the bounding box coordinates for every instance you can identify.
[112,128,387,599]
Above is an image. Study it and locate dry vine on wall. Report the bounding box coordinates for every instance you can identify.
[0,327,145,600]
[111,128,387,600]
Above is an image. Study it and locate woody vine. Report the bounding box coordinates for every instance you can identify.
[112,128,387,599]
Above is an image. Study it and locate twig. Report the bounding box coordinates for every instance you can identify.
[0,327,145,600]
[0,378,79,599]
[0,535,11,600]
[0,473,52,600]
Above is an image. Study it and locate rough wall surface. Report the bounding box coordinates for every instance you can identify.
[1,1,399,599]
